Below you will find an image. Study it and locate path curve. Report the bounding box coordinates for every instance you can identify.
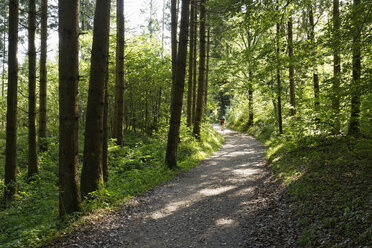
[53,126,296,248]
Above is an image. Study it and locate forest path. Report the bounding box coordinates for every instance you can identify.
[54,125,296,248]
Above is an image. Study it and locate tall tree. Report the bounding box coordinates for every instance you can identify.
[81,0,111,198]
[39,0,48,152]
[187,0,196,127]
[4,0,19,202]
[308,4,320,113]
[28,0,38,179]
[193,0,207,137]
[58,0,81,217]
[332,0,341,129]
[287,12,296,116]
[348,0,361,136]
[276,22,283,134]
[113,0,125,145]
[165,0,190,169]
[171,0,178,88]
[103,61,109,182]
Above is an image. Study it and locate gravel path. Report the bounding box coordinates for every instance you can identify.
[53,126,297,248]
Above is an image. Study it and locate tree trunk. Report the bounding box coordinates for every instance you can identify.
[103,58,109,182]
[309,6,320,112]
[205,26,210,107]
[28,0,38,179]
[193,0,206,138]
[187,0,195,127]
[81,0,111,198]
[39,0,48,152]
[4,0,19,202]
[192,3,198,123]
[113,0,125,145]
[348,0,361,136]
[276,22,283,134]
[165,0,190,169]
[248,73,253,126]
[58,0,81,217]
[171,0,178,88]
[287,14,296,116]
[332,0,341,129]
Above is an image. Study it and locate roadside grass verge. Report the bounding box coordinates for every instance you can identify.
[0,123,223,248]
[229,120,372,247]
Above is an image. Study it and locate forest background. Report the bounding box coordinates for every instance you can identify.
[0,0,371,247]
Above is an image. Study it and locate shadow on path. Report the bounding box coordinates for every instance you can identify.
[53,126,297,248]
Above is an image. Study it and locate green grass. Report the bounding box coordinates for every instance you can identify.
[229,119,372,247]
[271,136,372,247]
[0,123,224,248]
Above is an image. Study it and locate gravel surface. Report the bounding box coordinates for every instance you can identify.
[52,126,298,248]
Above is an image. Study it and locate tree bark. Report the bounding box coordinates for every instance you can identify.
[113,0,125,145]
[103,58,109,182]
[58,0,81,217]
[171,0,178,88]
[39,0,48,152]
[193,0,206,138]
[309,6,320,112]
[205,26,210,107]
[4,0,19,202]
[192,2,198,122]
[28,0,38,179]
[276,22,283,134]
[332,0,341,129]
[165,0,190,169]
[187,0,195,127]
[81,0,111,198]
[348,0,361,136]
[287,13,296,116]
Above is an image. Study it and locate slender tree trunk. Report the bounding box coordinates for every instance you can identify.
[39,0,48,152]
[1,16,5,101]
[165,0,190,169]
[348,0,361,136]
[171,0,178,87]
[287,13,296,116]
[103,58,109,182]
[81,0,111,198]
[276,22,283,134]
[28,0,38,179]
[248,72,253,127]
[113,0,125,145]
[205,26,210,107]
[333,0,341,129]
[187,0,195,127]
[193,0,206,138]
[161,0,166,50]
[192,4,198,122]
[309,6,320,112]
[58,0,81,217]
[4,0,19,202]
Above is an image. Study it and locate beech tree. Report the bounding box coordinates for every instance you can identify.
[58,0,81,217]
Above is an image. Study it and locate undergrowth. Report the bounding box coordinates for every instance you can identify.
[229,118,372,247]
[0,123,223,248]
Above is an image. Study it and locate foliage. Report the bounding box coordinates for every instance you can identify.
[0,124,223,248]
[267,134,372,247]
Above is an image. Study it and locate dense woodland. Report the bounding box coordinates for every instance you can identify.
[0,0,371,247]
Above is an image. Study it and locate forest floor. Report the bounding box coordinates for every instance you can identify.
[50,126,298,248]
